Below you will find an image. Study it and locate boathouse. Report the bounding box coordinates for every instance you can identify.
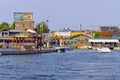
[60,34,92,49]
[0,29,43,50]
[88,39,119,49]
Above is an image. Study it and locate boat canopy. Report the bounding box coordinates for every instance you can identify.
[89,39,119,43]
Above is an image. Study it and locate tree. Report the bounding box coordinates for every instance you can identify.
[10,22,15,30]
[93,31,99,38]
[36,21,50,35]
[0,22,10,30]
[36,23,40,34]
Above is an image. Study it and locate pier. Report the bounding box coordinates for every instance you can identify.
[0,49,55,55]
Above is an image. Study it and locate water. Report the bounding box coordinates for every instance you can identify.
[0,50,120,80]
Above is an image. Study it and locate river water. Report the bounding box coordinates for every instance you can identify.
[0,50,120,80]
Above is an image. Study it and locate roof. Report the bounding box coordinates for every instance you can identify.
[26,29,36,33]
[15,33,29,37]
[89,39,119,43]
[96,36,112,39]
[9,30,21,33]
[69,34,92,39]
[2,29,8,31]
[0,37,13,40]
[100,26,119,31]
[112,36,120,39]
[62,27,71,31]
[15,32,38,37]
[99,26,120,36]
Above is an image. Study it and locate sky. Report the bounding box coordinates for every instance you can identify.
[0,0,120,31]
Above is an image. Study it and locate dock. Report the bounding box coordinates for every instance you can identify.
[0,49,55,55]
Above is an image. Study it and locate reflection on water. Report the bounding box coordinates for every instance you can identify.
[0,50,120,80]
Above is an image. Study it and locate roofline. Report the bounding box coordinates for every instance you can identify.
[89,39,119,43]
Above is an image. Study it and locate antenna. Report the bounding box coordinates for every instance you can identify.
[80,24,82,31]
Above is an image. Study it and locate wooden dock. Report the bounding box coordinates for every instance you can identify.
[0,49,55,55]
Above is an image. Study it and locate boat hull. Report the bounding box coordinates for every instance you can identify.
[54,47,66,53]
[97,47,111,53]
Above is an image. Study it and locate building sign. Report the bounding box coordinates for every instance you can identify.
[14,12,33,21]
[56,32,71,36]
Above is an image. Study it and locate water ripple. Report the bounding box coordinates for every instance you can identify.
[0,50,120,80]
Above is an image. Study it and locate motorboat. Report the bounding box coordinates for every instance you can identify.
[54,47,66,53]
[97,47,111,53]
[65,46,74,51]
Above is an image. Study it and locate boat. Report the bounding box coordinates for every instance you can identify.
[97,47,111,53]
[54,47,66,53]
[65,46,74,51]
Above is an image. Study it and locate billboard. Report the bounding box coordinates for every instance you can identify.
[23,13,33,20]
[14,12,33,21]
[14,13,23,21]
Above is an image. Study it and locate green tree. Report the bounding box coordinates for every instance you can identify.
[0,22,10,30]
[36,21,50,35]
[93,31,99,38]
[10,22,15,30]
[36,23,40,34]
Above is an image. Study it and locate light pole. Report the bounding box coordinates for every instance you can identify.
[39,24,43,50]
[46,20,50,48]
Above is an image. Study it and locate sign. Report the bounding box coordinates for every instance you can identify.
[23,13,33,20]
[14,13,23,21]
[56,32,71,36]
[14,12,33,21]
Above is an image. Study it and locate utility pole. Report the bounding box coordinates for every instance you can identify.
[40,24,43,50]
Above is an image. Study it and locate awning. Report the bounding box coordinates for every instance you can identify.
[89,39,119,43]
[26,29,36,33]
[15,33,29,37]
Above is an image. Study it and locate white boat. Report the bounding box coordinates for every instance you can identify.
[65,46,74,51]
[54,47,66,53]
[97,47,111,53]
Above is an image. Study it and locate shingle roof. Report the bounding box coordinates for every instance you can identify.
[100,26,120,36]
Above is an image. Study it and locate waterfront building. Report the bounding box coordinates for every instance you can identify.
[99,26,120,37]
[14,21,34,31]
[0,29,42,50]
[51,27,93,39]
[0,29,9,37]
[60,34,92,49]
[51,27,71,39]
[51,27,93,49]
[51,28,86,39]
[90,26,120,49]
[14,12,34,31]
[71,31,85,36]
